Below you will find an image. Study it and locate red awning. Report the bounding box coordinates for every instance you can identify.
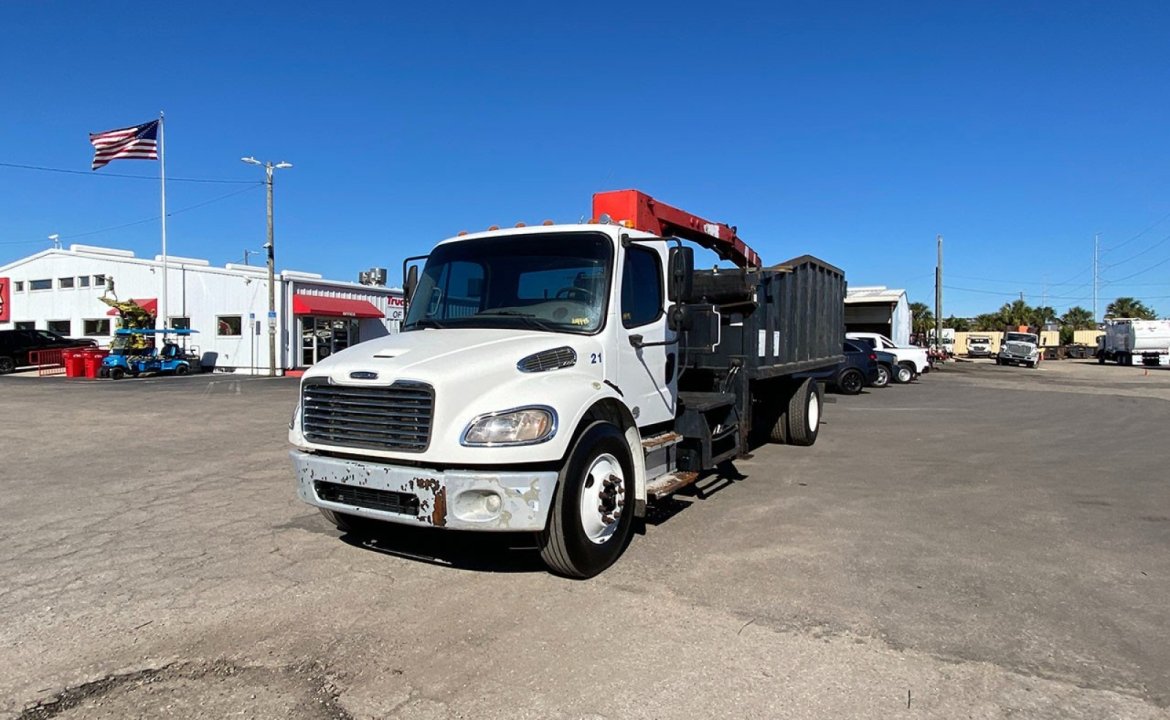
[293,294,384,319]
[106,298,158,316]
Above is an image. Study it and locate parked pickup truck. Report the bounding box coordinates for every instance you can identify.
[845,332,930,379]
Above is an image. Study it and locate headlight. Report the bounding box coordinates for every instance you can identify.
[461,406,557,446]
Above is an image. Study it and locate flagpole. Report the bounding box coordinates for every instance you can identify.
[159,111,168,330]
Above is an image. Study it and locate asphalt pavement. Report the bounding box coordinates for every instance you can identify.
[2,362,1168,719]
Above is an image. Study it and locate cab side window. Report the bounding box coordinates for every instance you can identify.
[621,246,663,328]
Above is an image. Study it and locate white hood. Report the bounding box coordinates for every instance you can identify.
[296,328,610,464]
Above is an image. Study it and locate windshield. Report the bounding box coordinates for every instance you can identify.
[1005,333,1037,343]
[404,232,612,334]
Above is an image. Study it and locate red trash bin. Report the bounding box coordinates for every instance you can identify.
[83,349,110,379]
[63,350,85,378]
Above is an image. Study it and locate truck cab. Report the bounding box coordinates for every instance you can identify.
[290,191,844,577]
[997,331,1040,368]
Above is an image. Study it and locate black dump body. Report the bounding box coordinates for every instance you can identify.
[684,255,846,378]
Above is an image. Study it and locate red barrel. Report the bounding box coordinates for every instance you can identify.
[83,349,111,379]
[63,350,86,378]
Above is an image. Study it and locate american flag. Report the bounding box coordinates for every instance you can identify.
[89,120,159,170]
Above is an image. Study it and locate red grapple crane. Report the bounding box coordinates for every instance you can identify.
[592,189,762,269]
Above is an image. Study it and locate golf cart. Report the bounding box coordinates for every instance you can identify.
[101,328,200,379]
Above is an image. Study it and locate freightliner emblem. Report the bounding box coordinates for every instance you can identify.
[349,371,379,380]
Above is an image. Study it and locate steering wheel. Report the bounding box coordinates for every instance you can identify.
[555,287,593,303]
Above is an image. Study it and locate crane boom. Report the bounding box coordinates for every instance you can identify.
[591,189,761,269]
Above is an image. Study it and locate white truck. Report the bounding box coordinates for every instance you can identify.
[1098,319,1170,366]
[844,332,930,382]
[996,331,1041,368]
[289,190,846,577]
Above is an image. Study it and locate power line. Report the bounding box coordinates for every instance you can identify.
[0,161,260,184]
[943,284,1095,301]
[1100,231,1170,270]
[0,184,261,246]
[1101,208,1170,255]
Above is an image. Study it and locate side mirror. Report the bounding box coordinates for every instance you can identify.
[667,246,693,303]
[404,265,419,303]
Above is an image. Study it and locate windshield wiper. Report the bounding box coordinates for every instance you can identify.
[406,317,447,330]
[474,310,555,332]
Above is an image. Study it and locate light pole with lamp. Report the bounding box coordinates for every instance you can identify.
[241,157,292,376]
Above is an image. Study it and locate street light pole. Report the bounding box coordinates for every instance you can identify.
[242,157,292,376]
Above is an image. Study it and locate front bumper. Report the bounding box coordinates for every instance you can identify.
[291,450,558,531]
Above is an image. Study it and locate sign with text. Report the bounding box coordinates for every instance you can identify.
[0,277,9,323]
[387,295,405,321]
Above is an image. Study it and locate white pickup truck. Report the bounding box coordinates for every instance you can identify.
[845,332,930,382]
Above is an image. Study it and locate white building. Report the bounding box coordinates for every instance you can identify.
[0,244,403,373]
[844,285,912,346]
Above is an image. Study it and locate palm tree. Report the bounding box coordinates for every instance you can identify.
[1059,306,1095,344]
[1060,306,1095,329]
[944,315,971,332]
[910,302,935,340]
[1105,297,1157,320]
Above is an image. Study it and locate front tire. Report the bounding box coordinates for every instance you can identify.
[540,422,636,578]
[110,367,125,380]
[175,363,190,376]
[0,356,14,374]
[786,378,822,447]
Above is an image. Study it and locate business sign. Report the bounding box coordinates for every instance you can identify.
[387,295,405,321]
[0,277,9,323]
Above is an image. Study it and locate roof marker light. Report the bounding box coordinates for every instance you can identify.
[542,219,554,226]
[457,231,469,236]
[515,222,526,228]
[488,225,500,231]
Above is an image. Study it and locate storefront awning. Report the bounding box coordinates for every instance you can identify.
[106,298,158,316]
[293,294,384,319]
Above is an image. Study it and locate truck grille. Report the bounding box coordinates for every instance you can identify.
[302,379,433,452]
[314,481,420,515]
[1004,342,1031,357]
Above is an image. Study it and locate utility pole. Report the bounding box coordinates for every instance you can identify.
[1093,233,1099,324]
[241,157,292,376]
[934,235,943,352]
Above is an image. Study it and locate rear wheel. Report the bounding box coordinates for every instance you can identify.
[1097,353,1105,365]
[786,378,822,447]
[175,363,190,376]
[873,364,891,388]
[539,422,636,578]
[0,356,14,374]
[894,363,914,383]
[837,368,864,395]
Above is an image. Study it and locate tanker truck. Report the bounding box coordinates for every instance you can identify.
[1098,318,1170,366]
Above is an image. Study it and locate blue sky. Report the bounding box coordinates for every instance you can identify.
[2,1,1169,318]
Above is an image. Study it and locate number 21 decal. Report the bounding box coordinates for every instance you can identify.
[590,352,602,364]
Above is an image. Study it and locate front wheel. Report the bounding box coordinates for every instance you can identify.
[0,356,15,374]
[873,364,891,388]
[175,363,190,376]
[837,368,864,395]
[109,367,125,380]
[540,422,635,578]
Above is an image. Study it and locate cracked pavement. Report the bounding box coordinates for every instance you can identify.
[1,363,1169,718]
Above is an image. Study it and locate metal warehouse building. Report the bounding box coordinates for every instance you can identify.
[0,244,403,373]
[844,285,912,346]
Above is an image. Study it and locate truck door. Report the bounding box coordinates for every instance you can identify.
[616,242,675,427]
